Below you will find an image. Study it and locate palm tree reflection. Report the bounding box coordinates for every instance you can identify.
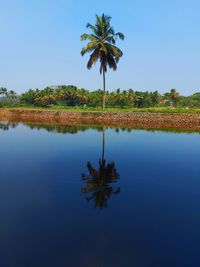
[81,127,120,209]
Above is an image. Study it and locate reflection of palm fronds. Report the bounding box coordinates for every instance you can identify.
[81,160,120,209]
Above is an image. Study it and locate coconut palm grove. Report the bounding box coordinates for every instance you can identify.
[1,85,200,110]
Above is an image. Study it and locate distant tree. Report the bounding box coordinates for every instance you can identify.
[165,89,180,107]
[20,89,39,105]
[87,90,103,107]
[151,91,161,106]
[190,93,200,102]
[0,87,8,98]
[0,88,17,106]
[81,14,124,109]
[7,90,17,100]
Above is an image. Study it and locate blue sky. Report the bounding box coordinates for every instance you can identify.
[0,0,200,95]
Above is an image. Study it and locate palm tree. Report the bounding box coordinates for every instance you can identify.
[165,89,180,107]
[7,90,17,100]
[81,14,124,109]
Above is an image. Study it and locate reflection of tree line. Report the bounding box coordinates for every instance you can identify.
[0,122,18,131]
[0,121,199,134]
[23,123,104,134]
[23,123,133,134]
[0,121,103,134]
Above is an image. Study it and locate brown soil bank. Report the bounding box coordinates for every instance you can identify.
[1,108,200,131]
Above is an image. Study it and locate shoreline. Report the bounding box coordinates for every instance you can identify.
[1,108,200,131]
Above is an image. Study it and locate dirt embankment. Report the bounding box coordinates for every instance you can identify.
[0,108,200,131]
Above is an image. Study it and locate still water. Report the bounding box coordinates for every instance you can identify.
[0,121,200,267]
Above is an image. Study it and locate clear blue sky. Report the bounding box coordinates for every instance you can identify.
[0,0,199,95]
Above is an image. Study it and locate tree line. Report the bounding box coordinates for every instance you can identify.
[1,85,200,108]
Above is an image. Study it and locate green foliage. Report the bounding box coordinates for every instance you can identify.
[2,85,200,110]
[0,87,18,107]
[20,89,39,105]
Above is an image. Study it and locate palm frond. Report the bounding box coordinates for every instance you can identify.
[81,41,98,56]
[87,49,100,69]
[102,14,111,23]
[100,56,107,74]
[115,32,125,40]
[104,35,116,44]
[107,54,117,70]
[81,33,97,42]
[107,44,123,61]
[86,23,99,35]
[106,27,115,36]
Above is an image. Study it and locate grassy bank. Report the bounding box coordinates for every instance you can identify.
[3,106,200,114]
[1,106,200,132]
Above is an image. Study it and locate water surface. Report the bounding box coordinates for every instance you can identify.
[0,121,200,267]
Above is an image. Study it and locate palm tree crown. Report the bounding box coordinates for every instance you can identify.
[81,14,124,73]
[81,14,124,109]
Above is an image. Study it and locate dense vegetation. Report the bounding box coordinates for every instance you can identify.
[0,87,17,107]
[1,85,200,110]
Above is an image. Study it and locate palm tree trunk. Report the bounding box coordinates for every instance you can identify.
[102,126,105,163]
[102,69,106,109]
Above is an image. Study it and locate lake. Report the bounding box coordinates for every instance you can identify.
[0,121,200,267]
